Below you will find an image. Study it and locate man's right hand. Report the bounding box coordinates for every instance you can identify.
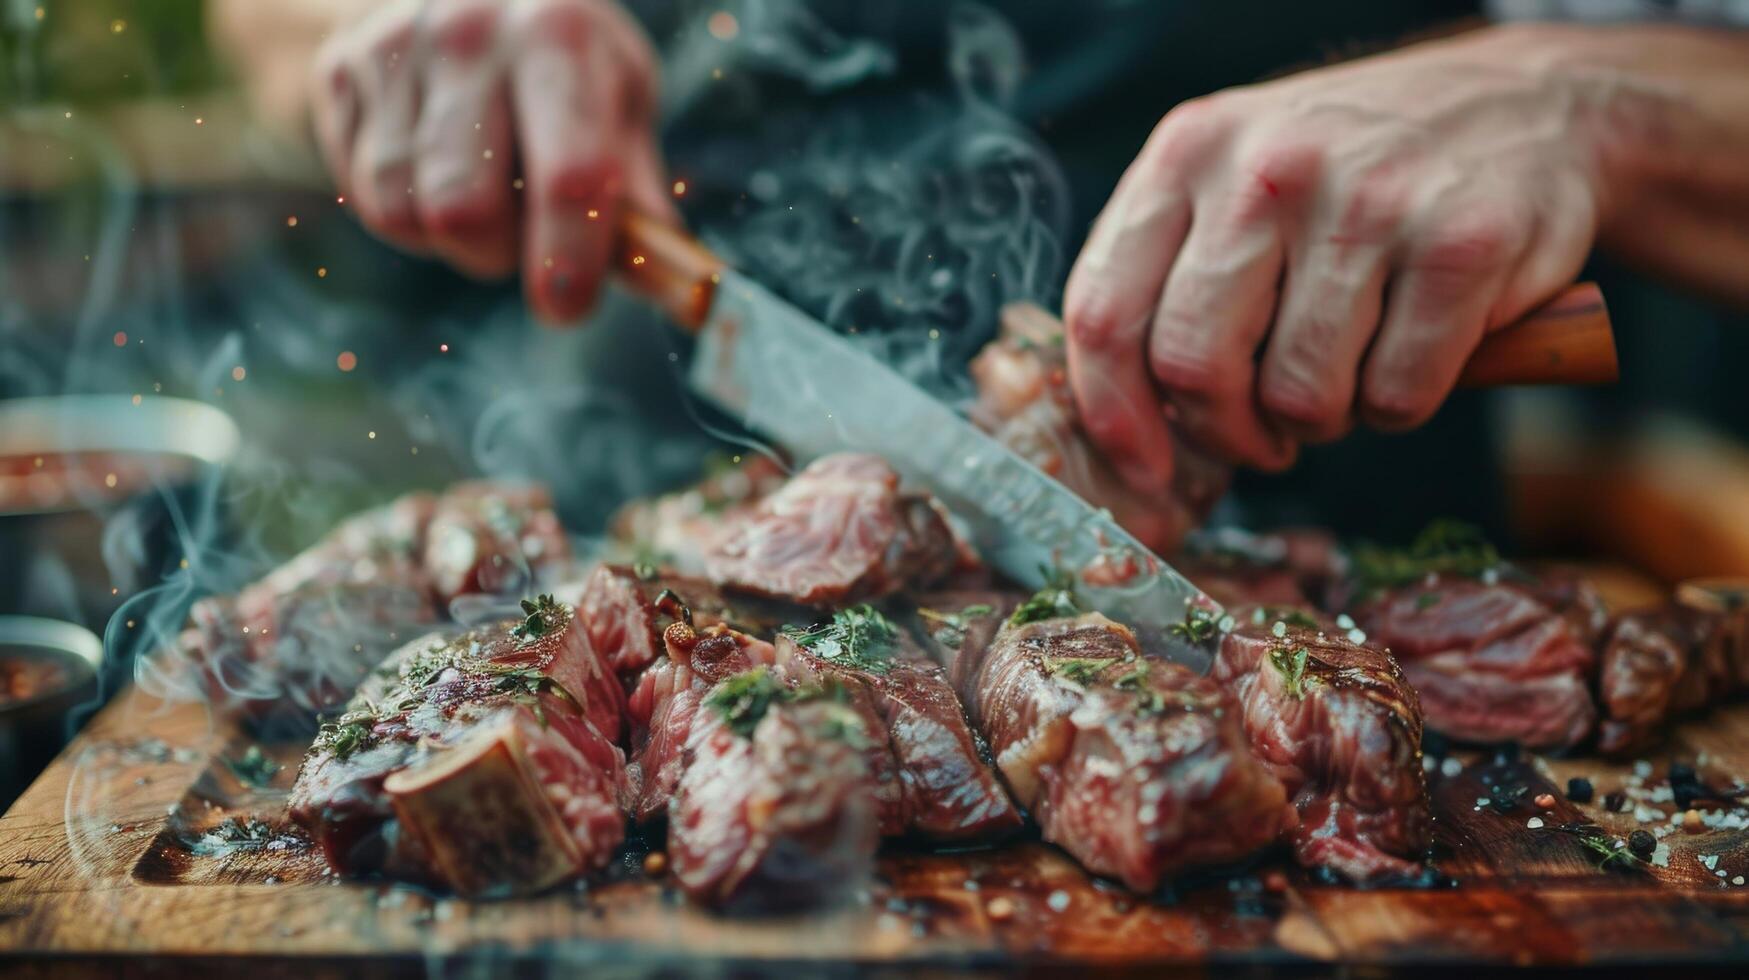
[310,0,676,323]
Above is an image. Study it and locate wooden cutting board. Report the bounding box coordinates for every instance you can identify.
[3,679,1747,976]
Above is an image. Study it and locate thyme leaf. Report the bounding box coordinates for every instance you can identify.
[1009,568,1081,626]
[1268,646,1312,699]
[1046,657,1109,687]
[1348,519,1502,593]
[782,605,900,673]
[1167,606,1219,644]
[224,746,281,788]
[510,594,563,642]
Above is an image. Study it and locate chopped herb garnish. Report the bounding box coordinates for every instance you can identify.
[313,718,373,760]
[1415,592,1442,611]
[1540,822,1644,871]
[1009,568,1081,626]
[1046,657,1109,687]
[918,603,995,650]
[225,746,281,788]
[706,667,786,737]
[510,594,563,641]
[1268,646,1312,699]
[815,705,871,749]
[782,605,900,672]
[1348,519,1502,593]
[1167,607,1220,644]
[633,561,658,582]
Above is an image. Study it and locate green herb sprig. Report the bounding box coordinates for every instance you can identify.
[225,746,281,788]
[782,605,900,672]
[1268,646,1313,699]
[1009,568,1081,626]
[1348,519,1501,593]
[1167,606,1219,645]
[510,594,563,642]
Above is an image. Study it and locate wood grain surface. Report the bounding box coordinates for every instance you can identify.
[3,674,1747,976]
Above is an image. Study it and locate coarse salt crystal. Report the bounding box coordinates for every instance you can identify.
[1477,797,1491,807]
[1717,870,1728,878]
[1217,615,1236,633]
[1441,757,1462,778]
[1735,876,1745,886]
[1526,817,1544,829]
[1347,628,1367,644]
[1336,614,1356,629]
[1272,621,1288,638]
[1047,889,1070,912]
[1481,568,1500,585]
[1633,760,1654,778]
[1651,843,1671,868]
[1701,854,1720,870]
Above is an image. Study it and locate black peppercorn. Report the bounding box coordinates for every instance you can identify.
[1628,830,1656,858]
[1603,791,1627,812]
[1566,777,1593,803]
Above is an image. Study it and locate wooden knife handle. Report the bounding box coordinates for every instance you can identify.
[618,210,1616,388]
[615,210,726,332]
[1456,282,1616,387]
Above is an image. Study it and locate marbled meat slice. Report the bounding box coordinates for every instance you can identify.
[287,596,624,894]
[1595,580,1749,754]
[560,563,801,681]
[775,606,1022,841]
[623,621,778,823]
[968,302,1229,554]
[957,610,1291,891]
[1346,575,1597,750]
[669,667,880,911]
[423,481,572,607]
[607,455,789,574]
[702,453,958,605]
[1212,620,1431,881]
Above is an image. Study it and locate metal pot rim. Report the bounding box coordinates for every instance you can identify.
[0,615,103,715]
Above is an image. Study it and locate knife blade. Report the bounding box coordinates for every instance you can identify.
[612,212,1617,665]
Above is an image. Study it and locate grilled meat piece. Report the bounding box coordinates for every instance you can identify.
[288,598,625,894]
[1346,575,1598,750]
[670,670,880,911]
[561,563,800,681]
[186,581,440,714]
[1596,581,1749,754]
[703,453,958,605]
[607,455,789,574]
[624,621,778,823]
[1212,621,1431,881]
[969,303,1229,554]
[956,611,1291,891]
[423,481,572,607]
[775,609,1022,841]
[906,590,1024,674]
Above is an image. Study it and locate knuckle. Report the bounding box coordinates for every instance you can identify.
[423,2,501,60]
[1063,291,1139,353]
[1142,96,1229,170]
[1239,138,1320,206]
[1362,380,1439,430]
[507,0,596,50]
[1413,210,1522,277]
[419,194,503,240]
[535,157,621,205]
[1148,337,1231,400]
[1260,374,1346,433]
[1337,172,1408,241]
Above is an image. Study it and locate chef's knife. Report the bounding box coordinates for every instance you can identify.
[613,212,1616,662]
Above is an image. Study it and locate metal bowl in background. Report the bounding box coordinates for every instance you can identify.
[0,616,102,809]
[0,394,239,629]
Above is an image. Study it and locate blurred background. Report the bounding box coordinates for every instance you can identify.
[2,0,1747,803]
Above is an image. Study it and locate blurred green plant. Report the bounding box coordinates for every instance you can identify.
[2,0,226,106]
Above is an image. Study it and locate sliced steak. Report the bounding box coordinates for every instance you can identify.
[1596,580,1749,754]
[185,581,439,717]
[561,564,801,681]
[1347,575,1597,750]
[423,481,572,607]
[774,606,1022,841]
[1212,621,1431,881]
[623,621,777,823]
[607,455,789,574]
[969,304,1229,554]
[288,597,625,894]
[957,610,1291,890]
[702,453,958,605]
[669,670,880,911]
